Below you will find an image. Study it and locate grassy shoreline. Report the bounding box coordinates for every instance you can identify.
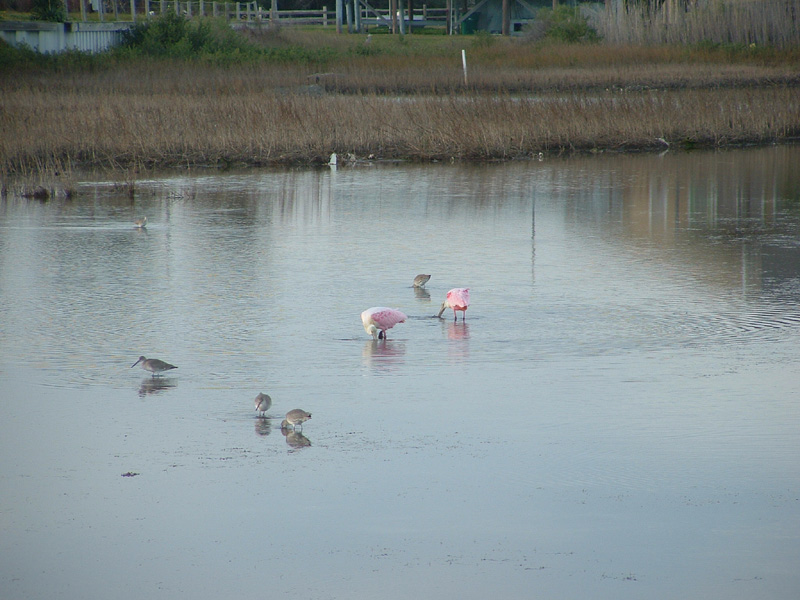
[2,29,800,180]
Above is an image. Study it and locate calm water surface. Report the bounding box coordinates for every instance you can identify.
[1,146,799,599]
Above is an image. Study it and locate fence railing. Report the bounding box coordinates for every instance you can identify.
[85,0,448,27]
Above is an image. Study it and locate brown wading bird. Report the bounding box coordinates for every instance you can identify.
[134,216,147,228]
[412,274,431,288]
[131,356,177,377]
[281,409,312,431]
[254,393,272,417]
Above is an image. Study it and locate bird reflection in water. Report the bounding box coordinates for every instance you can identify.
[413,286,431,301]
[447,321,470,341]
[362,339,406,372]
[445,321,470,361]
[254,418,272,437]
[138,377,177,397]
[282,428,311,450]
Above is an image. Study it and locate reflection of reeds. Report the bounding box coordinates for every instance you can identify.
[1,49,798,172]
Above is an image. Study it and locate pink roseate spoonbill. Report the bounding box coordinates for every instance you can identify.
[281,409,311,431]
[437,288,470,321]
[412,274,431,288]
[361,307,407,340]
[131,356,177,377]
[254,392,272,417]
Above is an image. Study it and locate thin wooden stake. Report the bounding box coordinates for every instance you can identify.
[462,49,468,86]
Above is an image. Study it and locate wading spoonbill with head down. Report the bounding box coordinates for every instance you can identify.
[361,307,407,340]
[437,288,470,321]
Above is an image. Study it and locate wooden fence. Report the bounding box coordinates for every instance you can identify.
[84,0,448,28]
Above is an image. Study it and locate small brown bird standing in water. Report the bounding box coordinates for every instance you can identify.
[413,274,431,288]
[281,409,311,431]
[131,356,177,377]
[254,393,272,417]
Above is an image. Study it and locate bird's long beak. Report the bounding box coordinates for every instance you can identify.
[131,358,142,368]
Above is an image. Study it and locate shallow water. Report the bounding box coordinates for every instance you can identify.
[1,146,799,599]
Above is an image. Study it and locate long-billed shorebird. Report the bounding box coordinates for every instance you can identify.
[281,409,311,431]
[437,288,470,321]
[254,392,272,417]
[131,356,177,377]
[361,307,407,341]
[412,274,431,288]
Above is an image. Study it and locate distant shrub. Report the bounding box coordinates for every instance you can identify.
[471,30,497,49]
[533,6,599,44]
[119,13,261,60]
[31,0,66,22]
[0,41,107,72]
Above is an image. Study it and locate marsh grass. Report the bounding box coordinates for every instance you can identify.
[597,0,800,48]
[1,22,799,174]
[8,159,77,201]
[2,79,798,173]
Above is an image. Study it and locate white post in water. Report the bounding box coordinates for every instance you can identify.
[461,49,467,86]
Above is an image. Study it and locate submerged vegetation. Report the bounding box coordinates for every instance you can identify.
[1,2,799,176]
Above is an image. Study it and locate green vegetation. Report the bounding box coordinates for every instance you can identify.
[119,12,262,60]
[30,0,65,23]
[535,5,599,44]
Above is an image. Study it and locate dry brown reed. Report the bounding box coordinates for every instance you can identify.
[2,31,799,173]
[2,79,798,172]
[596,0,800,48]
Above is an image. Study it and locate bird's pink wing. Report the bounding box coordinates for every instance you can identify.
[371,308,407,329]
[447,288,470,309]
